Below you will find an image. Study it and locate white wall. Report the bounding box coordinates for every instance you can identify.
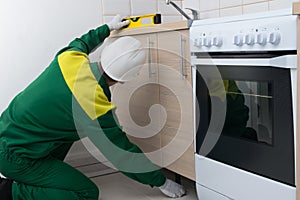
[1,0,298,112]
[184,0,299,19]
[101,0,184,23]
[100,0,298,21]
[0,0,102,112]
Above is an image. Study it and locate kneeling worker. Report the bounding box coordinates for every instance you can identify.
[0,15,186,199]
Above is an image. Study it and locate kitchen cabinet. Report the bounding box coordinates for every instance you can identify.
[110,22,195,181]
[157,30,194,180]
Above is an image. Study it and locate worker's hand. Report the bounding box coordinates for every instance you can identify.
[159,179,186,198]
[107,15,130,31]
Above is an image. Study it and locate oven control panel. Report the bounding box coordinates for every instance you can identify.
[190,14,297,53]
[232,30,281,46]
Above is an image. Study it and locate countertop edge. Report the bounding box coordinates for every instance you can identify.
[293,2,300,15]
[110,20,189,37]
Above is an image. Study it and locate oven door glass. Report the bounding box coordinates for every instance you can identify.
[195,65,295,186]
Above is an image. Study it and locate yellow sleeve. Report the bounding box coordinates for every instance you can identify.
[58,51,115,120]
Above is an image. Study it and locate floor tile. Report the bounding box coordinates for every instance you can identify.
[91,171,198,200]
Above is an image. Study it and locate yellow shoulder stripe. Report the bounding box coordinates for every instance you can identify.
[58,51,115,120]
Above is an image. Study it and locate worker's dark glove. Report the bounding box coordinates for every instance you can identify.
[107,15,129,31]
[159,179,186,198]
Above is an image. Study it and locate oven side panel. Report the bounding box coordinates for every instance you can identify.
[296,15,300,200]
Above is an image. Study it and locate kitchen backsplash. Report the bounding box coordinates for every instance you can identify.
[101,0,298,23]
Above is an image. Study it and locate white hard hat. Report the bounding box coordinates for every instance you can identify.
[100,36,146,82]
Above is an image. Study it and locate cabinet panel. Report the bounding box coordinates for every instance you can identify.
[160,125,195,180]
[157,30,195,180]
[115,83,161,153]
[111,29,194,180]
[159,87,193,133]
[112,33,161,156]
[157,30,190,69]
[132,34,159,82]
[159,63,192,97]
[164,144,195,181]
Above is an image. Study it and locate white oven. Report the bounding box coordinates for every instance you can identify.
[190,10,297,200]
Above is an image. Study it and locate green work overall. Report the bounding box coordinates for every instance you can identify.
[0,24,165,200]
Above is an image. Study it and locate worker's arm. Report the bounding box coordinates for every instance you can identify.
[56,16,129,120]
[82,109,186,197]
[67,25,110,54]
[56,24,110,56]
[85,109,166,187]
[57,15,129,55]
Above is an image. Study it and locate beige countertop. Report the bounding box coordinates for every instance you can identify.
[110,20,189,37]
[293,2,300,15]
[112,7,300,36]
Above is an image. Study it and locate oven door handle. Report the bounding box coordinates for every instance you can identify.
[191,55,297,69]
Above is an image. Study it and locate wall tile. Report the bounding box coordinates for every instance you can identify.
[183,0,201,19]
[159,0,183,15]
[162,15,184,22]
[220,6,243,17]
[99,0,104,23]
[183,0,201,11]
[269,0,295,10]
[243,2,269,14]
[220,0,243,8]
[102,0,131,16]
[100,0,298,25]
[243,0,267,4]
[131,0,157,16]
[199,0,219,11]
[103,16,114,24]
[199,9,220,19]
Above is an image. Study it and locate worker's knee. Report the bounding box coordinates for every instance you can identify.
[91,183,99,198]
[81,181,99,199]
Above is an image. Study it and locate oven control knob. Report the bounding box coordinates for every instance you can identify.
[213,36,223,47]
[233,34,243,46]
[245,34,255,45]
[203,37,212,47]
[257,33,267,45]
[269,32,281,45]
[194,38,203,48]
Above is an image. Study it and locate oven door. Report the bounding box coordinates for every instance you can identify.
[192,54,296,186]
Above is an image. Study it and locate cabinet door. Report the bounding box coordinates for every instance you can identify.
[157,30,195,180]
[111,34,162,158]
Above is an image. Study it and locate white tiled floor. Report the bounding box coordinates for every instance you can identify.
[66,142,198,200]
[91,171,198,200]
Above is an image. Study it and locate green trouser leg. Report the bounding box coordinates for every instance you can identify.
[0,146,99,200]
[50,142,73,161]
